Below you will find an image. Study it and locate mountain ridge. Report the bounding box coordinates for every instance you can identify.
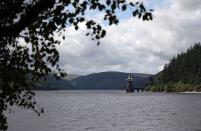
[71,71,152,90]
[33,71,152,90]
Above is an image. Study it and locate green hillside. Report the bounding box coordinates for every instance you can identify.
[146,43,201,92]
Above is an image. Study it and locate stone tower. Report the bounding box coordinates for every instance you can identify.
[126,74,134,92]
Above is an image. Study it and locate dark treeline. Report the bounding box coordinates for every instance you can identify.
[146,43,201,92]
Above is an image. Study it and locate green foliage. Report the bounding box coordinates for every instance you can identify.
[146,43,201,93]
[164,82,175,92]
[194,85,201,92]
[0,0,153,130]
[161,43,201,84]
[145,84,164,92]
[145,85,152,91]
[158,84,165,92]
[150,86,159,92]
[145,81,200,93]
[187,85,194,92]
[175,81,189,92]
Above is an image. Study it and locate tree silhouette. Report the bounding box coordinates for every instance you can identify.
[0,0,153,130]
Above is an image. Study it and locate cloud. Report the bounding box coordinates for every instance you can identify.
[57,0,201,75]
[172,0,201,10]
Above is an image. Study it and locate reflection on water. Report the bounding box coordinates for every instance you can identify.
[7,91,201,131]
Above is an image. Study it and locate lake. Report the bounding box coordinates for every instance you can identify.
[7,91,201,131]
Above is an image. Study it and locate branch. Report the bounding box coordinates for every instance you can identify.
[0,0,24,18]
[0,0,55,37]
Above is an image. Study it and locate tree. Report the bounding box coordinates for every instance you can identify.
[149,43,201,92]
[0,0,153,130]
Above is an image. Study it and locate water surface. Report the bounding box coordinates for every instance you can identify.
[7,91,201,131]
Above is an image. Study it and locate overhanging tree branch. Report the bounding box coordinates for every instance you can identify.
[0,0,55,37]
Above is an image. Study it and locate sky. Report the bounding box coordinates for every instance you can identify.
[57,0,201,75]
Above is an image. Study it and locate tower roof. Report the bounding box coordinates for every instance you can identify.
[127,74,133,81]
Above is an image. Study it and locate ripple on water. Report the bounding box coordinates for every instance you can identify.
[7,91,201,131]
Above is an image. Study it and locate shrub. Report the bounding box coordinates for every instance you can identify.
[145,85,152,91]
[158,84,164,92]
[164,82,176,92]
[194,84,201,92]
[186,84,194,91]
[175,81,188,92]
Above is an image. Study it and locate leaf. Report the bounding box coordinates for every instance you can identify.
[98,4,105,11]
[111,1,116,10]
[106,10,110,14]
[114,19,119,24]
[79,17,85,22]
[75,26,78,30]
[142,14,147,21]
[95,35,100,39]
[118,0,125,3]
[150,15,153,20]
[129,2,134,7]
[133,10,138,17]
[101,30,106,38]
[143,12,152,21]
[106,0,111,6]
[139,4,146,12]
[122,5,127,11]
[41,108,44,113]
[138,13,142,18]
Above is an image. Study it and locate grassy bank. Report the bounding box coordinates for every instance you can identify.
[145,81,201,92]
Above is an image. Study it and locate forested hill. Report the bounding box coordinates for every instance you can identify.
[146,43,201,92]
[160,43,201,84]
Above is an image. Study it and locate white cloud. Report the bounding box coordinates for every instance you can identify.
[57,0,201,75]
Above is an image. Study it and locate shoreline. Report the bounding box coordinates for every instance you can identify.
[179,91,201,94]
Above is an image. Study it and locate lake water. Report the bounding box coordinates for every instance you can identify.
[7,91,201,131]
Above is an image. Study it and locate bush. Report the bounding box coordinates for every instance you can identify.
[175,81,188,92]
[186,84,194,91]
[151,86,158,92]
[158,84,164,92]
[145,85,152,91]
[194,84,201,92]
[164,82,176,92]
[145,82,201,92]
[147,84,164,92]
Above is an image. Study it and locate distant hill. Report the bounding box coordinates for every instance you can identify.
[131,73,152,79]
[33,72,152,90]
[33,75,75,90]
[63,74,81,81]
[71,71,152,90]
